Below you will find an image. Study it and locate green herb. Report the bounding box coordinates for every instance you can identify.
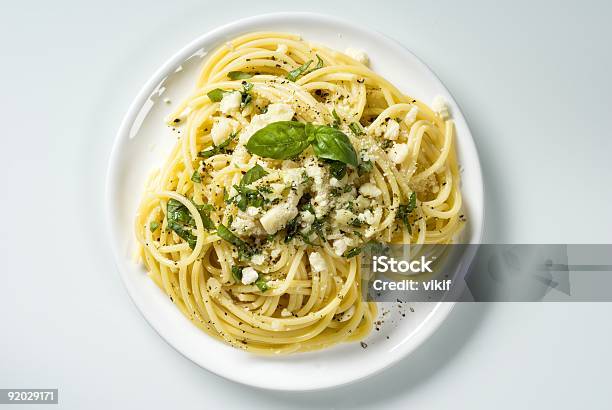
[255,278,269,292]
[358,160,373,176]
[207,88,226,102]
[231,266,243,282]
[286,60,312,82]
[327,160,347,180]
[380,139,394,149]
[167,199,198,249]
[284,216,300,243]
[396,192,417,234]
[228,71,253,80]
[198,133,236,158]
[349,122,364,136]
[216,224,253,261]
[246,121,312,159]
[343,241,386,259]
[331,109,341,129]
[216,224,245,248]
[344,247,362,258]
[149,221,159,232]
[191,170,202,183]
[240,164,268,187]
[194,203,216,230]
[241,82,253,108]
[246,121,358,166]
[310,124,359,166]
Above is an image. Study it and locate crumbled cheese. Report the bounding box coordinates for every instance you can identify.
[300,210,315,226]
[251,254,265,265]
[364,208,383,238]
[384,120,400,140]
[355,195,371,211]
[280,308,292,317]
[308,252,327,273]
[246,206,260,217]
[282,167,305,187]
[388,143,410,164]
[241,267,259,285]
[219,91,241,114]
[271,248,281,259]
[432,96,450,120]
[333,237,350,256]
[210,117,234,146]
[345,47,369,65]
[232,216,258,235]
[304,157,331,217]
[260,201,298,234]
[359,183,382,198]
[404,106,419,126]
[239,103,295,144]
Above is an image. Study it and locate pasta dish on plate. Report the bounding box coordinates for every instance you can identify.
[134,32,463,354]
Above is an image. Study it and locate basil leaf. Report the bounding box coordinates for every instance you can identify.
[349,122,364,136]
[240,164,268,187]
[327,160,347,180]
[286,60,312,82]
[191,170,202,183]
[344,247,362,258]
[358,160,373,176]
[310,125,358,167]
[149,221,159,232]
[255,278,269,292]
[246,121,311,159]
[228,71,253,80]
[231,266,243,281]
[194,203,216,231]
[216,224,245,248]
[284,216,300,243]
[166,199,198,248]
[207,88,225,102]
[305,55,324,75]
[396,192,417,234]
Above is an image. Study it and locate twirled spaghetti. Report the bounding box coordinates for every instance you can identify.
[134,32,463,354]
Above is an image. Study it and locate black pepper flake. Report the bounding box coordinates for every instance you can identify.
[360,341,368,349]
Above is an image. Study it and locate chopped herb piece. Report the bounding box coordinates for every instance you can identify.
[255,278,269,292]
[327,160,347,180]
[349,122,364,136]
[240,82,253,108]
[166,199,197,249]
[191,170,202,183]
[216,224,245,248]
[381,139,394,149]
[344,247,362,258]
[149,221,159,232]
[231,266,243,282]
[207,88,225,102]
[240,164,268,187]
[194,203,216,230]
[228,71,253,80]
[331,109,341,129]
[286,59,313,82]
[358,160,373,176]
[198,132,236,158]
[284,216,300,243]
[396,192,417,234]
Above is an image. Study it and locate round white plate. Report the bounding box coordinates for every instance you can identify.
[106,12,484,391]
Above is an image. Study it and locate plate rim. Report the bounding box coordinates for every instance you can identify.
[106,11,485,391]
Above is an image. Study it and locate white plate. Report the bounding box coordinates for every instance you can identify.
[106,12,484,391]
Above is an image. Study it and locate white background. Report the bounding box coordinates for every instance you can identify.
[1,0,611,408]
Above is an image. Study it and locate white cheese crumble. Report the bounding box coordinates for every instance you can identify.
[345,47,369,65]
[280,308,293,317]
[308,252,327,273]
[432,96,450,120]
[333,237,351,256]
[335,209,355,225]
[219,91,241,114]
[384,120,400,140]
[260,200,298,234]
[251,254,265,265]
[388,143,410,164]
[359,183,382,198]
[241,267,259,285]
